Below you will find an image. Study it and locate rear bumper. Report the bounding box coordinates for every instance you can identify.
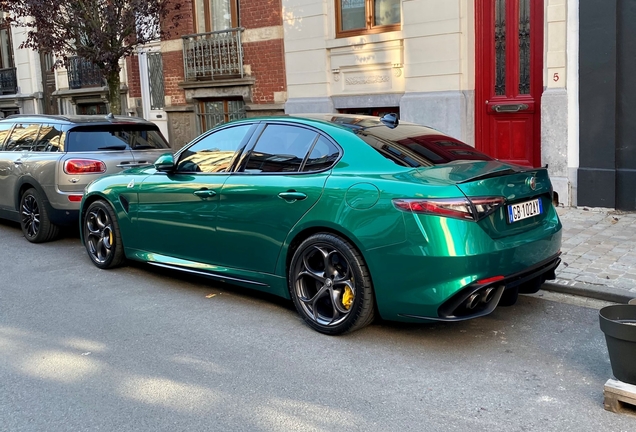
[366,205,562,322]
[48,206,79,226]
[399,253,561,322]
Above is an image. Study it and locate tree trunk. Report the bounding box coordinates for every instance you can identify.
[106,69,121,115]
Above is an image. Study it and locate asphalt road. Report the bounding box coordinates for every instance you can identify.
[0,220,634,431]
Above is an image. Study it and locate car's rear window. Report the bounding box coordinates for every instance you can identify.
[333,119,493,167]
[66,125,169,152]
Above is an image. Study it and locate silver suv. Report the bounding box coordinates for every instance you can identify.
[0,114,171,243]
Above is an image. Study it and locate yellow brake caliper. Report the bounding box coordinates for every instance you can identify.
[342,285,354,310]
[109,230,113,246]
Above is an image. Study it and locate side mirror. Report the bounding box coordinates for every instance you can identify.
[154,153,175,172]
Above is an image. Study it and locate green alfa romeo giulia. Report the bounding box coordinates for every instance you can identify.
[80,114,562,335]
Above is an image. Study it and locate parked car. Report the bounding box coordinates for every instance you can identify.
[80,114,562,335]
[0,114,170,243]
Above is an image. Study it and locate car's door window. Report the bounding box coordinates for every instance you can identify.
[301,136,340,172]
[4,123,41,151]
[243,124,318,173]
[0,123,12,149]
[32,124,64,152]
[177,124,253,173]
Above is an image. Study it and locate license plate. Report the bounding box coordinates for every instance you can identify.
[507,198,543,223]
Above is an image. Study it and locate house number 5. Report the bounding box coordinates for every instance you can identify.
[553,73,560,82]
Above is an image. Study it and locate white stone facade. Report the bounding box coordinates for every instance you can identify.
[0,22,44,116]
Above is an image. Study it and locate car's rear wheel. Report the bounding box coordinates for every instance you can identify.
[20,188,59,243]
[289,233,375,335]
[83,200,125,269]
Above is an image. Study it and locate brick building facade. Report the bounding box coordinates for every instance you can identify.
[126,0,287,149]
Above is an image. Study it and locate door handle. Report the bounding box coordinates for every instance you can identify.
[492,104,529,113]
[14,160,23,165]
[278,191,307,201]
[194,189,217,198]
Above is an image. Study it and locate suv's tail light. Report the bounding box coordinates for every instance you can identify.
[392,197,505,221]
[64,159,106,174]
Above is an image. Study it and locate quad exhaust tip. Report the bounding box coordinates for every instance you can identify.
[481,287,496,304]
[464,286,501,311]
[466,293,481,310]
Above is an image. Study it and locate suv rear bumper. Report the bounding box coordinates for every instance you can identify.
[48,206,79,226]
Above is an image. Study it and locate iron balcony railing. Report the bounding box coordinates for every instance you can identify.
[182,27,244,82]
[67,56,104,89]
[0,67,17,95]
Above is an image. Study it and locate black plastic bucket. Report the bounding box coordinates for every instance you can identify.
[599,305,636,385]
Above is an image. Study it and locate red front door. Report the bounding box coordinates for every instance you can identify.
[475,0,544,167]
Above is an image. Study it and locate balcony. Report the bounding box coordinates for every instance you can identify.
[67,57,104,89]
[0,67,17,95]
[182,28,244,82]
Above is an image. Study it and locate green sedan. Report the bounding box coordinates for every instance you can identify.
[80,114,562,335]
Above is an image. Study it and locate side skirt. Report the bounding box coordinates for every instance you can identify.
[125,248,289,298]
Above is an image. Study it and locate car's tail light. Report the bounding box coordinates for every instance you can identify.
[392,197,505,221]
[64,159,106,174]
[68,195,83,202]
[469,196,506,219]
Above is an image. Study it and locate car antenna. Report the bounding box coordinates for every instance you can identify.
[380,113,399,129]
[106,112,115,120]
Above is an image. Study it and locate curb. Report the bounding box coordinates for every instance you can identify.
[541,281,635,304]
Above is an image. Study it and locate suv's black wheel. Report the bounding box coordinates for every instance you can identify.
[83,200,126,269]
[20,188,60,243]
[289,233,375,335]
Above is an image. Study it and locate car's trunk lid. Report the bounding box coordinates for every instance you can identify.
[408,161,554,239]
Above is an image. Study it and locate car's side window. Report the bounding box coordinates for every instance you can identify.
[0,123,12,150]
[33,124,64,152]
[302,136,340,172]
[129,129,169,150]
[243,125,318,173]
[4,123,41,152]
[177,124,253,173]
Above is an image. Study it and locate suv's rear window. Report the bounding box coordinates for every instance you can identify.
[66,125,169,152]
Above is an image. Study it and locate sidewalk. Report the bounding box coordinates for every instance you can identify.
[542,207,636,303]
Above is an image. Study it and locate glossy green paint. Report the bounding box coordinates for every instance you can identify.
[216,172,329,274]
[154,153,175,171]
[81,116,562,323]
[136,172,228,263]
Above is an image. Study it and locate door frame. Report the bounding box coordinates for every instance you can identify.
[475,0,544,167]
[138,44,169,139]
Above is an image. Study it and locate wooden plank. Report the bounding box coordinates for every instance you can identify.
[604,379,636,415]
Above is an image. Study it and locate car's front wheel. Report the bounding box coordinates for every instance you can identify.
[289,233,375,335]
[20,188,59,243]
[83,200,125,269]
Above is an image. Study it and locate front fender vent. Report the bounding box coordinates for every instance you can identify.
[119,195,130,214]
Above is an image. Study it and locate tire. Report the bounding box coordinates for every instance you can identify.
[289,233,375,335]
[83,200,126,269]
[498,287,519,307]
[20,188,60,243]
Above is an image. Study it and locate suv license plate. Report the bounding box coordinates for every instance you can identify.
[507,198,543,223]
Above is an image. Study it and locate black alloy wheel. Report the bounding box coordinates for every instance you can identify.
[83,200,125,269]
[289,233,375,335]
[20,188,59,243]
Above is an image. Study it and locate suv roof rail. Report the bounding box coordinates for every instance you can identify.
[2,113,153,124]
